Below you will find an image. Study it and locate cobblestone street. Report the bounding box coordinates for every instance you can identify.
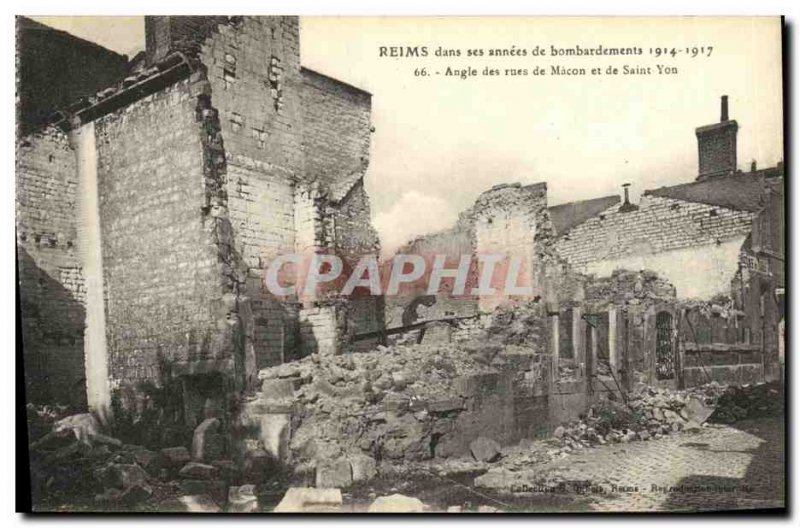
[537,416,785,512]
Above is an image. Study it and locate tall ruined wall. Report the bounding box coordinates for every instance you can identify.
[331,180,384,342]
[94,79,230,398]
[300,68,377,345]
[194,17,305,368]
[471,183,558,312]
[16,126,87,408]
[300,68,371,191]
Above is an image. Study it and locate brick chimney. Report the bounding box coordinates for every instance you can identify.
[144,17,173,65]
[145,16,231,66]
[695,95,738,181]
[618,183,639,213]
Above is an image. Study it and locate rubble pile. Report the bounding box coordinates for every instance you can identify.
[538,380,780,455]
[255,339,542,485]
[27,411,263,512]
[480,301,549,349]
[709,381,783,423]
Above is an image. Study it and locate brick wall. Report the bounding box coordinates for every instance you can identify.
[556,195,755,299]
[17,17,384,418]
[94,79,228,392]
[696,121,738,179]
[16,126,87,407]
[471,183,555,311]
[196,17,307,368]
[301,68,371,191]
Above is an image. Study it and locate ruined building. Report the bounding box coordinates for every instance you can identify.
[394,96,783,398]
[554,96,784,388]
[16,16,383,423]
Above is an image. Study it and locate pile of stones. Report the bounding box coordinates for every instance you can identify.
[28,412,258,512]
[709,381,783,423]
[254,341,513,487]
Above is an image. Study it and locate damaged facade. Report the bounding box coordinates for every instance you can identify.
[379,95,784,450]
[16,16,383,424]
[556,96,784,389]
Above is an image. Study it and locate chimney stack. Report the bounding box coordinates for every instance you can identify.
[695,95,738,181]
[145,16,232,66]
[618,183,638,213]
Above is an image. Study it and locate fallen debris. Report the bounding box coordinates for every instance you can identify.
[470,437,502,463]
[273,487,343,513]
[367,493,426,513]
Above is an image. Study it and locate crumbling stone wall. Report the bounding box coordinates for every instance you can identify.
[17,17,383,429]
[94,79,235,403]
[470,183,558,312]
[555,195,755,300]
[16,126,87,408]
[196,17,305,370]
[300,67,371,192]
[387,222,478,328]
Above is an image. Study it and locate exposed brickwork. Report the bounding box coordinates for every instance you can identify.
[301,67,372,194]
[557,196,754,270]
[696,120,738,180]
[94,80,228,391]
[197,17,307,370]
[16,126,87,407]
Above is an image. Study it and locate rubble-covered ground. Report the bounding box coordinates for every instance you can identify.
[258,341,512,470]
[473,380,783,494]
[25,290,783,516]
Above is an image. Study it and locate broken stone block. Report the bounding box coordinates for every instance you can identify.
[368,493,426,513]
[427,398,463,414]
[470,436,502,463]
[53,412,100,444]
[391,371,408,391]
[119,483,153,506]
[662,409,684,423]
[348,454,377,483]
[685,420,702,433]
[179,462,219,480]
[316,458,353,489]
[273,487,343,513]
[89,432,123,448]
[191,418,220,461]
[228,484,258,513]
[684,397,715,424]
[211,459,237,481]
[160,447,191,467]
[421,322,453,344]
[262,379,295,401]
[260,412,291,461]
[447,505,462,513]
[553,426,566,439]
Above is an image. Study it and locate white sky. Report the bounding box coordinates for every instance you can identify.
[30,16,784,255]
